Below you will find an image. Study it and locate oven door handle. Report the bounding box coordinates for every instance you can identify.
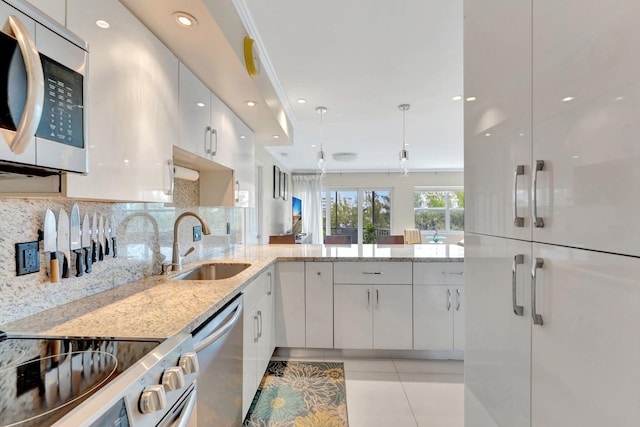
[168,386,197,427]
[194,301,243,352]
[7,15,44,155]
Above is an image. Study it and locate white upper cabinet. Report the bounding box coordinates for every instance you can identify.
[65,0,176,202]
[231,115,255,208]
[531,0,640,256]
[178,63,210,158]
[464,0,532,241]
[26,0,65,26]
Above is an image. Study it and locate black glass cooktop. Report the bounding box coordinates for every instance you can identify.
[0,333,160,427]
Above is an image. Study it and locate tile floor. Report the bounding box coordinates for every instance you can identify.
[273,355,464,427]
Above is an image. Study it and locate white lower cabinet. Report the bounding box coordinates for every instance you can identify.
[242,266,275,418]
[305,262,333,349]
[274,262,306,348]
[465,233,640,427]
[413,262,465,351]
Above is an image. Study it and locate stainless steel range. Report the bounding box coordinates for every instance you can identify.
[0,332,198,426]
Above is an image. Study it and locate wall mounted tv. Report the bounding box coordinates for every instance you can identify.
[292,196,302,235]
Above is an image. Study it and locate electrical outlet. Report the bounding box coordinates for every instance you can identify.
[16,242,40,276]
[193,226,202,242]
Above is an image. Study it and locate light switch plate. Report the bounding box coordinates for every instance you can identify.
[16,241,40,276]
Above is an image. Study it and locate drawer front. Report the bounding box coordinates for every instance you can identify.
[413,262,465,285]
[334,262,412,285]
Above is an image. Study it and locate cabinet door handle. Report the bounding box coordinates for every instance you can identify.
[512,254,525,316]
[210,128,218,156]
[447,289,452,311]
[513,165,525,227]
[376,289,379,310]
[235,180,240,203]
[456,289,461,311]
[257,310,263,338]
[531,160,545,228]
[166,159,175,196]
[267,272,272,296]
[362,272,383,275]
[441,272,464,276]
[531,258,544,325]
[367,288,371,309]
[253,314,259,342]
[6,16,44,155]
[204,126,211,155]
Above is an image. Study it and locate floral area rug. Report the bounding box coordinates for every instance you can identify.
[243,361,349,427]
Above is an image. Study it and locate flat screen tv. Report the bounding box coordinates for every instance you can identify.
[292,197,302,235]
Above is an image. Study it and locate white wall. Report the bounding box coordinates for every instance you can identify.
[321,171,464,240]
[256,146,292,242]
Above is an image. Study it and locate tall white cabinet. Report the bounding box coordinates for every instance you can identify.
[464,0,640,426]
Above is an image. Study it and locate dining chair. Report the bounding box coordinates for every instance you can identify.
[324,235,352,244]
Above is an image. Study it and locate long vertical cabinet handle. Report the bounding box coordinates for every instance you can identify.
[456,289,461,311]
[253,314,259,342]
[210,128,218,156]
[7,16,44,154]
[531,258,544,325]
[512,254,525,316]
[257,310,263,338]
[165,159,175,196]
[367,289,371,309]
[513,165,525,227]
[531,160,545,228]
[204,126,211,155]
[235,180,240,203]
[266,272,272,295]
[375,289,379,310]
[447,289,452,311]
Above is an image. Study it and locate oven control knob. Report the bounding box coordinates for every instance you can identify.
[162,366,185,391]
[139,384,167,414]
[179,352,199,375]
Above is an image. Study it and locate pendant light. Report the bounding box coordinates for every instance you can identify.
[316,106,327,175]
[398,104,410,175]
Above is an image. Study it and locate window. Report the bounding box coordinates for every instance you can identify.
[414,189,464,232]
[322,188,393,243]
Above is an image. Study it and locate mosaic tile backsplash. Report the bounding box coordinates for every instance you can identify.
[0,179,247,325]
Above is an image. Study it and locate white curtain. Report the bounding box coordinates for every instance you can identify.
[292,174,323,244]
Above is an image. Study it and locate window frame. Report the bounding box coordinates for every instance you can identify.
[413,186,464,233]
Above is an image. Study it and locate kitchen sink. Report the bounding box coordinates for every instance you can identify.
[171,263,251,280]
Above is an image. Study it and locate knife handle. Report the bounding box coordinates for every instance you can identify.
[92,241,98,263]
[50,252,59,283]
[61,254,70,279]
[74,249,84,277]
[112,237,117,258]
[98,242,104,261]
[85,247,92,273]
[105,236,110,256]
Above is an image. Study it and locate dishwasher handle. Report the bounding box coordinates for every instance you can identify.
[194,301,243,352]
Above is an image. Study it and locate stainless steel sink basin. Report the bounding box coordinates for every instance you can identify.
[171,263,251,280]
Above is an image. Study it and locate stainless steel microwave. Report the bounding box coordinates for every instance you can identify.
[0,0,88,175]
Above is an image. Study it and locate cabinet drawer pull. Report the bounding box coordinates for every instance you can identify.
[513,165,525,227]
[447,289,452,311]
[531,258,544,325]
[512,254,524,316]
[456,289,461,311]
[362,272,383,275]
[532,160,545,228]
[441,272,464,276]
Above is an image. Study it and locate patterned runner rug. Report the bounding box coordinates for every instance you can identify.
[243,361,349,426]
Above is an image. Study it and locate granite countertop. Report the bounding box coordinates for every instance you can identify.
[1,244,463,340]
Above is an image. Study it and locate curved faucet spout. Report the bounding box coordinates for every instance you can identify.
[171,211,211,271]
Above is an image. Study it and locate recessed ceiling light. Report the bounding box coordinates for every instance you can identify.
[297,98,307,104]
[311,144,317,148]
[466,96,477,102]
[562,96,575,102]
[245,101,257,107]
[614,96,625,101]
[452,95,462,101]
[196,102,205,107]
[96,20,110,29]
[240,135,246,139]
[173,12,198,28]
[272,135,280,139]
[519,133,525,136]
[404,143,410,146]
[485,133,491,136]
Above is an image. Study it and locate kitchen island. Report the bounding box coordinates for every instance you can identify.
[1,244,463,340]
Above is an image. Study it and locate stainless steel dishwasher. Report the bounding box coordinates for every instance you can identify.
[191,294,243,426]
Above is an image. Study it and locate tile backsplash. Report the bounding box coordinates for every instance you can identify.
[0,179,247,325]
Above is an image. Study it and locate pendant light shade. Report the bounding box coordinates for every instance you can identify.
[316,106,327,174]
[398,104,410,175]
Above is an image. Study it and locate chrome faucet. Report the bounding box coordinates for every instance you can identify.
[165,211,211,273]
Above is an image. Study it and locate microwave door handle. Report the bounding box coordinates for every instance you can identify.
[7,15,44,155]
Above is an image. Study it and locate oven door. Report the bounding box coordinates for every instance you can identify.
[157,383,197,427]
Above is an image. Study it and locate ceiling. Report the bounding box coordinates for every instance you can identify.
[120,0,463,174]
